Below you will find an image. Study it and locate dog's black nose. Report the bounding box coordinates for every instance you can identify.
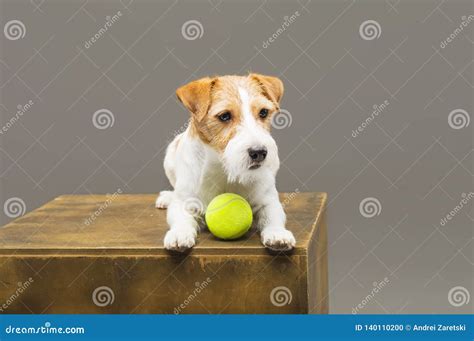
[248,147,267,162]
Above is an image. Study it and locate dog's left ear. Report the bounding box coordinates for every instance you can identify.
[251,73,284,104]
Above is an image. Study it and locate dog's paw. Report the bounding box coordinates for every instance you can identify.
[156,191,173,209]
[164,228,196,251]
[261,228,296,251]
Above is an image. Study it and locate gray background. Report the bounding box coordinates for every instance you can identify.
[0,0,472,314]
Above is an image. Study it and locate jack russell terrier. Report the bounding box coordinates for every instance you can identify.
[156,73,296,252]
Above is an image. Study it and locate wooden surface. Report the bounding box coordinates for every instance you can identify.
[0,193,328,314]
[0,193,326,256]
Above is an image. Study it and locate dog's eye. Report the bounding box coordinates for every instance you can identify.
[218,111,232,122]
[259,108,269,118]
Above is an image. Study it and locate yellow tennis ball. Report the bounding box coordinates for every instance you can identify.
[205,193,253,240]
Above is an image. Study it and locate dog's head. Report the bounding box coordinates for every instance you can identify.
[176,74,283,184]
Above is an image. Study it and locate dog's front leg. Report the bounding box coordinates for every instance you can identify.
[164,195,199,251]
[256,188,296,251]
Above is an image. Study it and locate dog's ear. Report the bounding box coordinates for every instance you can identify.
[251,73,284,104]
[176,77,215,121]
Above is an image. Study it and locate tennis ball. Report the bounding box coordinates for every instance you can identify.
[205,193,253,240]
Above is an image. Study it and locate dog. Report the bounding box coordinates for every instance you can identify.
[156,73,296,252]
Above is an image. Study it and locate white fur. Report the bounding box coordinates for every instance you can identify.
[158,87,295,252]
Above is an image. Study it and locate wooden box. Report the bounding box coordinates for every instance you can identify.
[0,193,327,314]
